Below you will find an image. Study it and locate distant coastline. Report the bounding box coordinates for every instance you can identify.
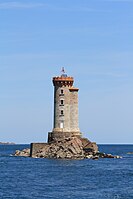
[0,142,15,145]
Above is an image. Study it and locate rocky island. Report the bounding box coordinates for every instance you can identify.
[0,142,15,145]
[15,136,121,159]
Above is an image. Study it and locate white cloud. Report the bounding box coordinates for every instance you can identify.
[0,2,46,9]
[0,1,105,12]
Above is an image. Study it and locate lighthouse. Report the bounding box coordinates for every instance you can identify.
[30,68,98,158]
[48,68,82,142]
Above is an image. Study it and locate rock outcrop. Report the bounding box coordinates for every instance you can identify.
[127,152,133,154]
[35,137,85,159]
[15,148,30,157]
[0,142,15,145]
[14,137,122,159]
[15,137,98,159]
[86,152,122,159]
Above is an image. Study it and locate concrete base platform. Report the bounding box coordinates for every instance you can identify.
[48,131,82,143]
[30,143,48,157]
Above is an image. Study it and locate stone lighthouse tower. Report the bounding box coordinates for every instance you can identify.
[30,68,98,158]
[48,68,82,142]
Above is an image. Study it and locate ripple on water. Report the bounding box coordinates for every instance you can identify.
[0,144,133,199]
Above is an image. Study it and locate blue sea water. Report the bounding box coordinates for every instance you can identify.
[0,144,133,199]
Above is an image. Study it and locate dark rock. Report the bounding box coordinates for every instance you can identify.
[80,137,98,156]
[15,148,30,157]
[94,152,122,159]
[14,137,122,160]
[92,156,99,160]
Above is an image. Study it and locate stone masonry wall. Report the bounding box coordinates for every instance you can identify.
[70,90,80,132]
[30,143,48,157]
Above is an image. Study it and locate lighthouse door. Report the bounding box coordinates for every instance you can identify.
[60,122,64,129]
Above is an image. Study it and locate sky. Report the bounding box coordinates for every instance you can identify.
[0,0,133,144]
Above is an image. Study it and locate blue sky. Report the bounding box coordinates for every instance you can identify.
[0,0,133,144]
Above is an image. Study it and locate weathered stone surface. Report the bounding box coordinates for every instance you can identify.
[15,136,99,159]
[41,137,85,159]
[14,137,122,160]
[30,143,48,157]
[92,152,122,159]
[15,148,30,157]
[80,137,98,155]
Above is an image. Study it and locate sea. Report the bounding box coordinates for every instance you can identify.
[0,144,133,199]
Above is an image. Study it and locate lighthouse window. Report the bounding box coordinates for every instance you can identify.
[61,110,64,115]
[61,100,64,105]
[59,89,64,96]
[60,122,64,129]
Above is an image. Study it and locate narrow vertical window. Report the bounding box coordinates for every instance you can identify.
[61,110,64,115]
[61,100,64,105]
[61,89,63,94]
[60,122,64,128]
